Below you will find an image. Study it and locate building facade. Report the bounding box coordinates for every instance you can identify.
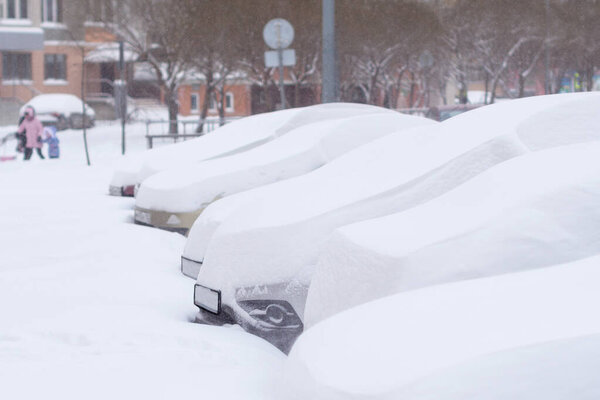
[0,0,91,103]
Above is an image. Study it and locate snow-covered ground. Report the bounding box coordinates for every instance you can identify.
[0,123,283,399]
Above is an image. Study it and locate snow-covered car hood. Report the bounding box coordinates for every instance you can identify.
[305,141,600,326]
[282,254,600,400]
[21,94,96,119]
[134,103,395,185]
[136,112,434,213]
[195,93,600,294]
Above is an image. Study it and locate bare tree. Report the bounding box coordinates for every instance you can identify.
[337,0,442,107]
[94,0,195,133]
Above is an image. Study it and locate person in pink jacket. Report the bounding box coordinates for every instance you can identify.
[18,106,45,160]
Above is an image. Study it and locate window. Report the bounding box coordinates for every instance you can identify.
[44,54,66,81]
[4,0,28,19]
[42,0,63,22]
[2,52,32,81]
[190,93,199,113]
[225,92,234,111]
[208,92,217,111]
[86,0,114,23]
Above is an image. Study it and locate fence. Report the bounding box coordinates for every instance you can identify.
[144,119,225,149]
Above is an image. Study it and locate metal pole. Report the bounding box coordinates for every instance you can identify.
[119,40,126,154]
[278,46,286,109]
[544,0,550,94]
[322,0,337,102]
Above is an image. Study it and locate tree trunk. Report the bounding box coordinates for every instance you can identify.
[294,82,301,107]
[196,85,212,133]
[408,72,416,108]
[484,72,490,104]
[166,86,179,134]
[368,71,379,105]
[518,73,526,98]
[217,86,226,126]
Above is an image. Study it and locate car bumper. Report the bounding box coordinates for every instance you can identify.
[109,184,135,197]
[133,206,203,235]
[193,284,304,353]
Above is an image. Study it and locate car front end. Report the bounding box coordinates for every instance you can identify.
[109,184,135,197]
[134,206,202,236]
[193,280,307,353]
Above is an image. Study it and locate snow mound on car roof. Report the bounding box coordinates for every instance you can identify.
[109,153,145,188]
[22,94,95,118]
[305,141,600,326]
[136,112,433,213]
[135,103,394,184]
[197,93,600,292]
[282,254,600,400]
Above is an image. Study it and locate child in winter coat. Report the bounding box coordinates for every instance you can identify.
[43,126,60,159]
[18,106,44,160]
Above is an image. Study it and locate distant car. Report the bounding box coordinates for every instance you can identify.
[425,104,481,121]
[135,111,431,235]
[20,94,95,130]
[283,254,600,399]
[304,141,600,327]
[188,92,600,352]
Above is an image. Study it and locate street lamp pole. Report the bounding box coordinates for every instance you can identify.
[322,0,338,103]
[544,0,551,94]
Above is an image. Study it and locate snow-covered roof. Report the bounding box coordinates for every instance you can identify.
[194,93,600,294]
[283,254,600,399]
[305,141,600,326]
[135,111,432,213]
[85,43,139,63]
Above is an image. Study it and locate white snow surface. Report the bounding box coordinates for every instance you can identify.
[134,103,394,186]
[21,93,96,118]
[305,141,600,326]
[0,123,283,399]
[282,254,600,400]
[392,333,600,400]
[195,93,600,294]
[136,112,433,212]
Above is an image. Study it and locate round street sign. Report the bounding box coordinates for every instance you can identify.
[263,18,294,50]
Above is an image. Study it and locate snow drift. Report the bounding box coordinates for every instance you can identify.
[305,141,600,326]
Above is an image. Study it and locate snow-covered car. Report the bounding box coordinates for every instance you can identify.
[188,92,600,352]
[134,112,433,235]
[21,94,95,130]
[282,254,600,400]
[108,103,391,197]
[305,141,600,326]
[381,334,600,400]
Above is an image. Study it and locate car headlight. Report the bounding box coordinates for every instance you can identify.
[194,284,221,314]
[239,300,303,330]
[181,256,203,279]
[134,209,151,225]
